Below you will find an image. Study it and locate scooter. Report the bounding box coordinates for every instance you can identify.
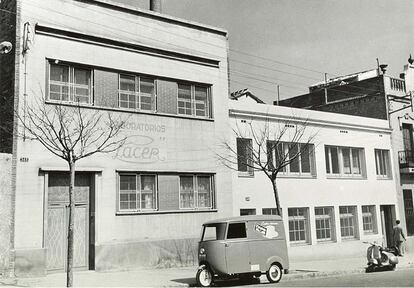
[364,241,399,272]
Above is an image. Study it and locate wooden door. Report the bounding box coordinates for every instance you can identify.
[46,172,90,272]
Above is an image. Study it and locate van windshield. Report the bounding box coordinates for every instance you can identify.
[201,223,226,241]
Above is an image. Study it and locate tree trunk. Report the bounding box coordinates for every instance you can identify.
[271,177,282,216]
[66,160,75,287]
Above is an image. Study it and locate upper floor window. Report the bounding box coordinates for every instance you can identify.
[49,63,92,104]
[325,145,365,178]
[119,74,156,111]
[375,149,392,179]
[236,138,254,176]
[178,84,209,117]
[267,142,315,176]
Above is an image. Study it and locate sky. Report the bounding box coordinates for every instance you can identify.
[115,0,414,103]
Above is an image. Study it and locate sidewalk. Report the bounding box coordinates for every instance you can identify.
[2,254,414,287]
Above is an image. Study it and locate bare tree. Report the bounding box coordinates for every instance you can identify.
[219,117,317,216]
[6,98,127,287]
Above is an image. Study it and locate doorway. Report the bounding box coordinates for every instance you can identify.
[380,205,395,248]
[45,172,95,272]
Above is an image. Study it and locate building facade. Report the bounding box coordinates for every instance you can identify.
[279,62,414,253]
[2,0,233,276]
[229,98,399,260]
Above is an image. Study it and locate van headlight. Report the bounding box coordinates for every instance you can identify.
[199,248,206,255]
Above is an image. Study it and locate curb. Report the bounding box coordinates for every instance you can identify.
[284,269,365,281]
[284,263,414,282]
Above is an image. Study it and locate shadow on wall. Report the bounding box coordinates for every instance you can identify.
[94,238,198,271]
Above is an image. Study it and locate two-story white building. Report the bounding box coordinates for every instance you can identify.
[229,97,399,261]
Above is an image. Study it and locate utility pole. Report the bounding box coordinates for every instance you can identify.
[276,85,280,105]
[324,73,328,104]
[376,58,380,76]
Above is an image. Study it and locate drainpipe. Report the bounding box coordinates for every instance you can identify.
[149,0,162,13]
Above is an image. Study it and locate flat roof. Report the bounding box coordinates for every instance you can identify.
[84,0,228,36]
[203,215,283,225]
[229,100,391,134]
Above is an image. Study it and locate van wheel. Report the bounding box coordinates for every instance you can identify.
[266,263,282,283]
[196,266,213,287]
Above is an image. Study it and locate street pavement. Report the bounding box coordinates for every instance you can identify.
[1,253,413,287]
[275,269,414,287]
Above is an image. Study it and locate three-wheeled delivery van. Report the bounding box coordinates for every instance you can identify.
[196,215,289,286]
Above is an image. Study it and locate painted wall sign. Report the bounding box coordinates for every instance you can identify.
[112,121,167,164]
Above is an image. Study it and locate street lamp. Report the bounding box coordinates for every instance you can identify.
[0,41,13,55]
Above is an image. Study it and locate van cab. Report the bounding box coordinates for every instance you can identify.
[196,215,289,287]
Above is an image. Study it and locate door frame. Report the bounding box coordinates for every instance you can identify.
[42,171,96,272]
[380,205,395,248]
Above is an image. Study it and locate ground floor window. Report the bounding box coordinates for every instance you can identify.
[403,190,414,236]
[362,205,377,234]
[179,175,213,209]
[288,207,309,244]
[262,208,278,215]
[119,174,157,211]
[117,173,215,213]
[339,206,358,239]
[315,207,335,242]
[240,209,256,216]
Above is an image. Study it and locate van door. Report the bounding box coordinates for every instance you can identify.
[225,222,250,274]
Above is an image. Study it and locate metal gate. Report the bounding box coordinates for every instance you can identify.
[45,172,90,272]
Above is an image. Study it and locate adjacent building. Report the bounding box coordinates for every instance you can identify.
[0,0,232,276]
[279,61,414,253]
[229,96,399,260]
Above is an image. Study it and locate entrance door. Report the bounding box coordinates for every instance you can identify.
[380,205,394,248]
[46,172,92,272]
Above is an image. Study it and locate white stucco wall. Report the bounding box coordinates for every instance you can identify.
[229,100,399,258]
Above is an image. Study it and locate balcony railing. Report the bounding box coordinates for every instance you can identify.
[390,77,406,93]
[399,150,414,168]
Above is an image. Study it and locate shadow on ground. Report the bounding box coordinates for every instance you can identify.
[171,277,263,287]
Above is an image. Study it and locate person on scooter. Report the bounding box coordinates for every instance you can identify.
[393,220,406,256]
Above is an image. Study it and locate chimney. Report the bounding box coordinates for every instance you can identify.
[150,0,162,13]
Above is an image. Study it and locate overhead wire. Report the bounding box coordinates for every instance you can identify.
[19,1,388,101]
[24,0,332,83]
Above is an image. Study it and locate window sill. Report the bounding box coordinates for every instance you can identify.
[341,237,359,241]
[316,240,336,244]
[116,209,218,216]
[363,232,378,236]
[326,175,366,180]
[277,174,316,179]
[45,101,215,122]
[376,176,393,180]
[47,99,92,106]
[238,172,254,178]
[289,242,311,246]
